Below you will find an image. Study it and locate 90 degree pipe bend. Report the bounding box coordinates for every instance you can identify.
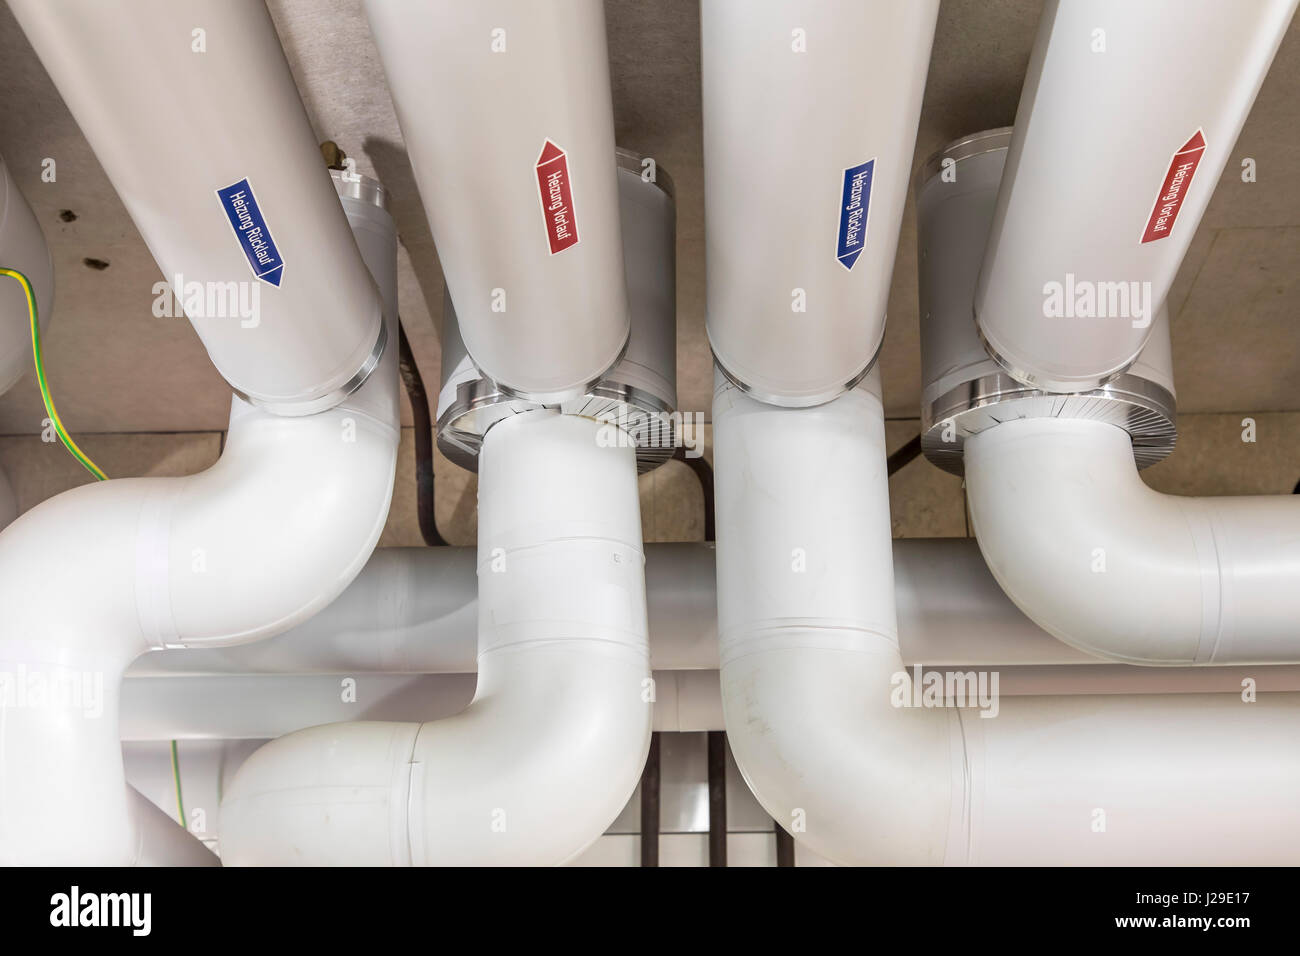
[0,346,399,866]
[714,373,1300,865]
[713,371,956,865]
[219,411,653,866]
[965,417,1300,665]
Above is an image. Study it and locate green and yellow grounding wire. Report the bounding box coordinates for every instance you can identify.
[0,265,106,479]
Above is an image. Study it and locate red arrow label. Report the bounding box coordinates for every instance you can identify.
[1140,129,1206,244]
[536,139,580,255]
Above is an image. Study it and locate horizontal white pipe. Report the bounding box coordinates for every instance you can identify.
[714,369,1300,865]
[131,544,715,675]
[131,539,1098,678]
[961,691,1300,865]
[363,0,629,403]
[219,412,652,866]
[892,538,1095,666]
[8,0,386,413]
[0,153,52,397]
[118,659,1300,744]
[965,416,1300,665]
[701,0,938,405]
[121,675,473,741]
[0,191,400,866]
[975,0,1297,391]
[118,668,729,741]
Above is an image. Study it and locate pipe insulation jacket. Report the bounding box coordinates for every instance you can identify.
[0,153,52,397]
[0,184,400,866]
[363,0,630,403]
[7,0,387,414]
[129,539,1109,679]
[701,0,939,406]
[965,417,1300,665]
[975,0,1298,392]
[118,661,1300,745]
[713,369,1300,865]
[218,411,653,866]
[910,129,1299,668]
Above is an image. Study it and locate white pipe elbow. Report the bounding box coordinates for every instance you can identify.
[162,392,398,646]
[220,412,652,865]
[713,373,953,865]
[219,638,648,866]
[965,417,1300,665]
[0,354,397,865]
[0,383,398,654]
[714,379,1300,865]
[722,640,954,865]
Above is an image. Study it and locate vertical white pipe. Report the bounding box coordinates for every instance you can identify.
[0,153,52,397]
[8,0,387,414]
[701,0,939,406]
[364,0,629,403]
[975,0,1297,391]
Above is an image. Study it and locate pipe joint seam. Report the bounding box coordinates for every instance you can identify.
[717,620,899,667]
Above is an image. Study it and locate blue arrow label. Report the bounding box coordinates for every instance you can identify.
[216,178,285,287]
[837,159,875,271]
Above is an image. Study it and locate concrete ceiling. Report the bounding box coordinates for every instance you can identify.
[0,0,1296,436]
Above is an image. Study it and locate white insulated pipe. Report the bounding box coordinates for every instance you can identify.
[119,660,1300,745]
[219,411,652,866]
[714,370,951,863]
[714,369,1300,865]
[116,671,720,741]
[913,129,1299,667]
[917,132,1177,418]
[8,0,387,414]
[0,153,52,397]
[133,544,719,676]
[975,0,1297,391]
[966,417,1300,665]
[364,0,629,403]
[0,181,400,866]
[129,539,1107,679]
[701,0,938,406]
